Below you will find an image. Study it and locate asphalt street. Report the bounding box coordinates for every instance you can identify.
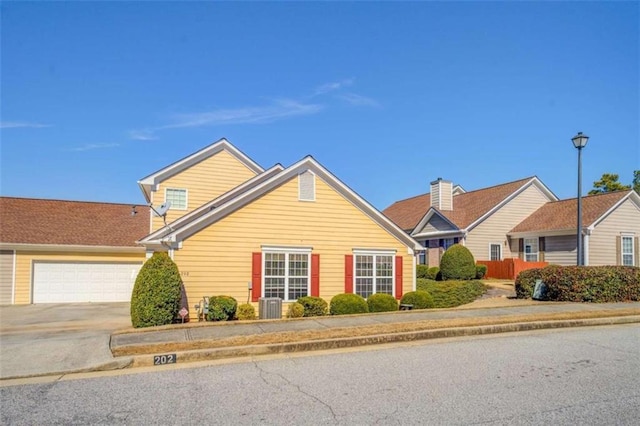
[2,324,638,425]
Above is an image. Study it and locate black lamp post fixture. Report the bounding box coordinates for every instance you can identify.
[572,131,589,266]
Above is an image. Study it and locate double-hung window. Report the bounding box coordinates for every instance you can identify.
[263,249,310,301]
[354,251,394,298]
[165,188,187,210]
[524,238,538,262]
[490,244,502,261]
[621,236,634,266]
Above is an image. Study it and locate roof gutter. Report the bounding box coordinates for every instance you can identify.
[0,243,145,254]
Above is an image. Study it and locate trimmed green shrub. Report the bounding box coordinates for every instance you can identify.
[286,302,305,318]
[515,265,640,302]
[416,264,430,279]
[439,244,476,280]
[417,278,487,308]
[330,293,369,315]
[400,291,435,309]
[207,295,238,321]
[131,252,182,328]
[297,296,328,317]
[237,303,256,320]
[427,267,440,280]
[476,264,488,279]
[367,293,398,313]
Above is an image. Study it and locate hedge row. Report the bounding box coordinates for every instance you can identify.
[515,265,640,302]
[416,279,486,308]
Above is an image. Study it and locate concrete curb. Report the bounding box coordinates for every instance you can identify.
[127,315,640,368]
[0,357,133,382]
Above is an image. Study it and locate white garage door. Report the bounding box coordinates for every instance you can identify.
[33,262,142,303]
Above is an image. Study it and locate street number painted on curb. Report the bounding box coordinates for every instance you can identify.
[153,354,176,365]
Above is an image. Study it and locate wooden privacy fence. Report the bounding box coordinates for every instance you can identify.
[477,258,548,280]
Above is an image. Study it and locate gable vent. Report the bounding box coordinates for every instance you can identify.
[298,171,316,201]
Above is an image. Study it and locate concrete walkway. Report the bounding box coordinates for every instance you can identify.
[111,300,640,369]
[2,299,639,381]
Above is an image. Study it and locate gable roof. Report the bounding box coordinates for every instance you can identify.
[141,164,285,242]
[139,156,422,251]
[509,190,638,235]
[384,177,556,232]
[137,138,264,202]
[0,197,149,249]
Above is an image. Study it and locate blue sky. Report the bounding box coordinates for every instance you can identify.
[1,1,638,211]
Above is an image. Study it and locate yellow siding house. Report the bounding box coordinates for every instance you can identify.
[137,140,422,315]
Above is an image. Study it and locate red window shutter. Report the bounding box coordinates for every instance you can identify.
[251,252,262,302]
[344,254,353,293]
[311,254,320,297]
[395,256,403,300]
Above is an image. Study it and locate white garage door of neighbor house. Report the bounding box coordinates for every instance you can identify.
[33,262,142,303]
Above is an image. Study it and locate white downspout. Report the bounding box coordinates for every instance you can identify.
[583,230,590,266]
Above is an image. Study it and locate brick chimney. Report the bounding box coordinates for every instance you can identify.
[430,178,453,210]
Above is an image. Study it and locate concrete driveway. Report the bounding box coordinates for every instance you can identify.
[0,303,132,380]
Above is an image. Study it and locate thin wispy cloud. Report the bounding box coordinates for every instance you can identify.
[313,78,354,96]
[68,143,120,152]
[159,99,323,129]
[338,93,381,108]
[1,121,51,129]
[128,130,158,141]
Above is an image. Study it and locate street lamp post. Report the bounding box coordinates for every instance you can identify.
[572,132,589,266]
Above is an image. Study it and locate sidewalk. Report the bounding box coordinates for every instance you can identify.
[111,300,640,368]
[2,299,638,382]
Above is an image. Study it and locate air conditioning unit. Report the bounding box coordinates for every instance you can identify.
[259,297,282,319]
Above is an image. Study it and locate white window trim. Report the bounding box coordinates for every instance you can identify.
[524,238,539,262]
[621,234,635,266]
[353,250,396,298]
[298,170,316,202]
[164,187,188,211]
[489,243,502,261]
[262,248,311,301]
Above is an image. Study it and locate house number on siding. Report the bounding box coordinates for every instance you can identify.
[180,271,189,277]
[153,354,176,365]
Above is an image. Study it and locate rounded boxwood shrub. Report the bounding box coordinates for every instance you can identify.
[330,293,369,315]
[207,295,238,321]
[416,264,430,279]
[297,296,328,317]
[237,303,256,320]
[286,302,305,318]
[400,290,435,309]
[130,252,182,328]
[367,293,398,313]
[439,244,476,280]
[476,264,488,279]
[426,267,440,280]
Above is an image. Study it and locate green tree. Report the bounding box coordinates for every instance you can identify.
[588,173,631,195]
[633,170,640,194]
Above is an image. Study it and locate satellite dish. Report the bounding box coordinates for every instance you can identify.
[153,201,171,217]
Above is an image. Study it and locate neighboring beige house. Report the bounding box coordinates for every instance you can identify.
[383,177,557,265]
[510,190,640,266]
[383,177,640,268]
[136,140,422,315]
[0,198,148,304]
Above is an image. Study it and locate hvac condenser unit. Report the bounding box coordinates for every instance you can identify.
[258,297,282,319]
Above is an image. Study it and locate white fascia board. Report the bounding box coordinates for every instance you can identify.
[412,208,459,236]
[137,138,264,193]
[137,164,284,244]
[466,177,558,232]
[0,243,145,254]
[588,191,638,230]
[411,229,466,239]
[162,156,422,251]
[507,228,576,238]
